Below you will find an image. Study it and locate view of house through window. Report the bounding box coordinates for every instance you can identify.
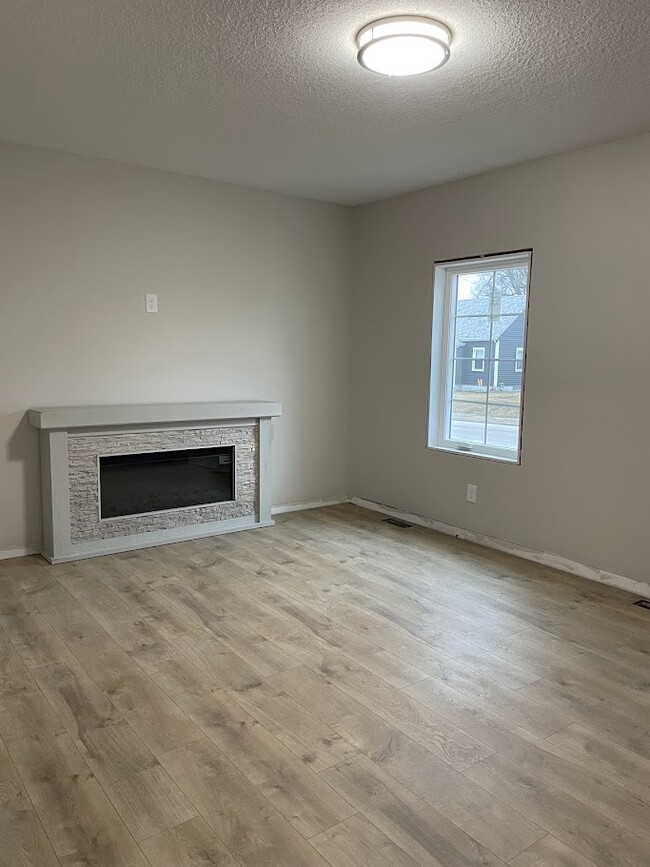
[428,250,531,461]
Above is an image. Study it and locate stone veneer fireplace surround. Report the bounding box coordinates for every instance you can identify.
[29,401,281,563]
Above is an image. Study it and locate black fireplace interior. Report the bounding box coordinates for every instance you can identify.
[99,445,235,519]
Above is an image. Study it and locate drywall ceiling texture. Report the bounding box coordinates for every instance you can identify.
[351,133,650,585]
[0,141,352,555]
[1,0,650,203]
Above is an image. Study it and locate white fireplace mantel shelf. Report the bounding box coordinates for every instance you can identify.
[29,400,281,431]
[29,400,282,563]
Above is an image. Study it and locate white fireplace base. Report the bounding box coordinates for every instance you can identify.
[29,401,281,563]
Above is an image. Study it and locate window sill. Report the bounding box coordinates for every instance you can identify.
[427,443,520,465]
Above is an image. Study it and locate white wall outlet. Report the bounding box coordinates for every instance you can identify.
[466,483,477,504]
[145,293,158,313]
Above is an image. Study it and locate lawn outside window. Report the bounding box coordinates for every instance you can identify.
[428,250,532,463]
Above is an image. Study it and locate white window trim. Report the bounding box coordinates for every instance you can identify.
[428,250,531,463]
[471,346,486,372]
[515,347,524,372]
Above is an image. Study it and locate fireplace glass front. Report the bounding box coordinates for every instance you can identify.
[99,445,235,519]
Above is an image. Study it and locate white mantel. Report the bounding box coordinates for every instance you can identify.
[30,401,282,563]
[29,400,281,430]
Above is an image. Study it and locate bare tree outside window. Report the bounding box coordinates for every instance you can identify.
[470,267,528,297]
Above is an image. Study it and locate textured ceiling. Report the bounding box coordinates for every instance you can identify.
[1,1,649,204]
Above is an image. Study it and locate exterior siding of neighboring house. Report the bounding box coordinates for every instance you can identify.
[454,297,526,389]
[456,339,492,386]
[497,315,525,388]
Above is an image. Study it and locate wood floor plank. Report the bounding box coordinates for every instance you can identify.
[0,788,62,866]
[527,614,649,670]
[158,735,276,836]
[170,687,356,837]
[171,576,428,689]
[101,666,204,757]
[131,645,222,699]
[98,762,197,841]
[8,731,150,866]
[92,568,280,694]
[0,735,61,867]
[0,687,65,741]
[140,816,238,867]
[337,616,540,690]
[402,676,558,754]
[173,632,268,692]
[0,556,58,596]
[277,655,494,770]
[229,679,359,772]
[91,564,219,652]
[336,573,533,639]
[268,664,376,727]
[409,670,572,739]
[31,660,123,739]
[114,549,180,585]
[35,619,203,756]
[497,627,650,697]
[321,754,507,867]
[517,677,650,759]
[311,813,421,867]
[75,718,159,780]
[272,624,428,689]
[240,535,554,689]
[463,753,648,867]
[215,531,346,592]
[0,632,38,701]
[197,615,301,678]
[58,573,174,658]
[159,737,331,867]
[228,813,333,867]
[52,710,199,843]
[546,723,650,800]
[152,583,298,690]
[509,836,600,867]
[0,576,33,616]
[497,736,650,843]
[0,612,73,668]
[154,579,300,677]
[329,711,545,861]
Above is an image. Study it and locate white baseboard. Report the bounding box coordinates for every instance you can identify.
[0,546,40,561]
[272,497,348,516]
[351,497,649,600]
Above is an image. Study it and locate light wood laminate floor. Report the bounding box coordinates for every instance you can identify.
[0,504,648,867]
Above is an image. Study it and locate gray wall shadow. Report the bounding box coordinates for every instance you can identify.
[5,411,42,551]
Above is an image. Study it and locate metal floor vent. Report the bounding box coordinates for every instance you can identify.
[383,518,412,529]
[633,599,650,610]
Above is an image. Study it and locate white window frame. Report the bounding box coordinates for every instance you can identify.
[515,347,524,372]
[428,250,531,463]
[471,346,486,372]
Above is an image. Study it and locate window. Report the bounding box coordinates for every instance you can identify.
[515,347,524,372]
[471,347,486,372]
[428,250,531,463]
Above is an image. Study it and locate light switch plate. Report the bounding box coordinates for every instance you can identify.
[145,293,158,313]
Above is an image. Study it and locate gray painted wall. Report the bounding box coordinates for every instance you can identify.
[0,142,352,554]
[351,134,650,584]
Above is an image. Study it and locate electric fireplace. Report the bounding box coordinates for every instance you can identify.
[99,445,235,519]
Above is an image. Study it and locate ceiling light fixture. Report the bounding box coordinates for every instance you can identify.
[356,15,451,77]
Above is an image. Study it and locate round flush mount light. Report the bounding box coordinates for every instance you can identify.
[356,15,451,77]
